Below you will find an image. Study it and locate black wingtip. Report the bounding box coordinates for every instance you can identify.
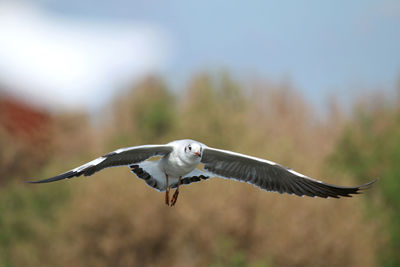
[337,178,378,197]
[25,178,61,184]
[25,180,44,184]
[26,170,79,184]
[358,178,378,190]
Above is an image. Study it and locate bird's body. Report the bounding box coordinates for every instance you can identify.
[28,139,376,206]
[161,140,202,181]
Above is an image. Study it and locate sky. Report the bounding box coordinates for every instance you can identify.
[0,0,399,111]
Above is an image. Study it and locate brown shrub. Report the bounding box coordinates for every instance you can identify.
[42,74,378,267]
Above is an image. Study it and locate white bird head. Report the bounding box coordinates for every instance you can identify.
[183,140,202,159]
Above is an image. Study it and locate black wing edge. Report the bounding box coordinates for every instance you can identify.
[130,164,210,190]
[347,178,378,193]
[26,145,173,184]
[26,170,84,184]
[293,177,378,199]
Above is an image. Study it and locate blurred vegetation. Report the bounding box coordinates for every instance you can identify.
[0,72,388,266]
[330,92,400,267]
[0,181,69,267]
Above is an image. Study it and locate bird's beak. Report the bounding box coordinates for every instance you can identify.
[195,151,201,157]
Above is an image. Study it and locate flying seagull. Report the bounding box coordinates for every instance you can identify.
[28,139,376,206]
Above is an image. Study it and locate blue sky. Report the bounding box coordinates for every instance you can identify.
[0,0,399,111]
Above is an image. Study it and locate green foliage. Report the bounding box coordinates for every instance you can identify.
[131,80,176,143]
[211,236,272,267]
[180,72,247,147]
[330,104,400,266]
[111,77,177,145]
[0,181,69,267]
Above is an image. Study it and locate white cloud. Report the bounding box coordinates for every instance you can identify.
[0,2,172,110]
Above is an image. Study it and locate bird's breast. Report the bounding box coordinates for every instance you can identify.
[161,154,197,178]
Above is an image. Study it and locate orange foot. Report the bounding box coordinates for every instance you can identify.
[165,187,170,206]
[170,188,179,206]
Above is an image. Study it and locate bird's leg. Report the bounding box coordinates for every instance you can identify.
[170,176,182,207]
[165,174,170,206]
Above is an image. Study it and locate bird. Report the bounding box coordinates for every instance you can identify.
[28,139,376,206]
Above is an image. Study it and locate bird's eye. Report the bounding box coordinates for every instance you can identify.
[188,145,192,151]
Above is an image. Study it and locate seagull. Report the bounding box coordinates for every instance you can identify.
[28,139,376,206]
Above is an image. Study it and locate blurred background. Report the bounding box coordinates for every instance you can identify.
[1,0,400,266]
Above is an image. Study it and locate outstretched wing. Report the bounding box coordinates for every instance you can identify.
[28,145,173,183]
[200,147,376,198]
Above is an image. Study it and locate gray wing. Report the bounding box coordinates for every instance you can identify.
[28,145,173,183]
[200,147,376,198]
